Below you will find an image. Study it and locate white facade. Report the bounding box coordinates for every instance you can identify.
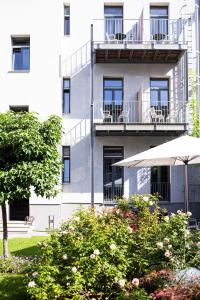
[0,0,199,231]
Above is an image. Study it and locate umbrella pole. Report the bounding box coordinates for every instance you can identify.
[184,162,189,213]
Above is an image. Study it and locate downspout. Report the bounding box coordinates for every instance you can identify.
[90,24,94,207]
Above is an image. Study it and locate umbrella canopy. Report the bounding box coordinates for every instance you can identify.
[114,135,200,212]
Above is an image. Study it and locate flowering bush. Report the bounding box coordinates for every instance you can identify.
[26,194,200,299]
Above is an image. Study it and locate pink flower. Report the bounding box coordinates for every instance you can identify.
[164,250,172,258]
[131,278,139,287]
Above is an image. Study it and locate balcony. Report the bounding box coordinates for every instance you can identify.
[93,18,188,63]
[94,99,187,136]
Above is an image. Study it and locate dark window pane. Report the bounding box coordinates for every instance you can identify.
[63,91,70,113]
[64,17,70,35]
[150,7,168,17]
[114,90,123,102]
[63,79,70,89]
[64,6,70,15]
[63,146,70,157]
[104,79,123,88]
[151,80,168,88]
[22,47,30,70]
[63,159,70,182]
[104,6,123,17]
[13,49,22,70]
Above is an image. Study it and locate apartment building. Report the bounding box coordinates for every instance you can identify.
[0,0,199,233]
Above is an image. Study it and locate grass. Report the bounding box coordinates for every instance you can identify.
[0,274,28,300]
[0,236,48,299]
[0,236,48,256]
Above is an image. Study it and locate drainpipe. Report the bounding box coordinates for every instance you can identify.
[90,24,94,207]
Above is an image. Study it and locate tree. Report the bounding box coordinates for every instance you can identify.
[0,112,62,257]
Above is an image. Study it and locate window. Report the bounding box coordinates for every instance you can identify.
[63,146,70,183]
[150,6,168,40]
[9,105,29,112]
[12,37,30,70]
[150,79,169,121]
[63,79,70,113]
[64,6,70,35]
[103,78,123,122]
[104,6,123,40]
[103,146,124,202]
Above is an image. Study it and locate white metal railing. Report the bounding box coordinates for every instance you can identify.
[151,182,170,201]
[94,100,186,124]
[93,18,186,44]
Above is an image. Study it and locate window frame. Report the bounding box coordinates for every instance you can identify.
[63,78,70,114]
[64,5,70,36]
[62,146,70,183]
[12,37,30,71]
[9,105,29,112]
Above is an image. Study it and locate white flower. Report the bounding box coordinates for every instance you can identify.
[90,254,96,259]
[28,281,36,288]
[177,210,182,215]
[164,238,170,244]
[32,272,38,278]
[185,229,190,236]
[164,216,169,222]
[164,250,172,257]
[131,278,139,287]
[93,249,100,256]
[62,230,68,235]
[62,254,68,260]
[127,226,133,233]
[149,201,153,206]
[187,211,192,217]
[118,279,126,287]
[156,242,164,249]
[110,244,117,251]
[184,220,188,225]
[196,242,200,248]
[143,196,149,202]
[71,266,77,273]
[74,217,80,222]
[168,244,172,249]
[69,225,75,231]
[171,213,175,217]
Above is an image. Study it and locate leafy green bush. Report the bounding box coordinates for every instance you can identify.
[26,194,200,299]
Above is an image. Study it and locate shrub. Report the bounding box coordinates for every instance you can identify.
[26,194,200,299]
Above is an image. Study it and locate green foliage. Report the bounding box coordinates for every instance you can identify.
[26,195,200,300]
[189,69,200,137]
[0,112,62,204]
[0,274,28,300]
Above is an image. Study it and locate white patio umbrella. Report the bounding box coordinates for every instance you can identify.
[114,135,200,212]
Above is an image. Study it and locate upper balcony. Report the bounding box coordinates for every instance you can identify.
[94,95,188,136]
[93,18,188,64]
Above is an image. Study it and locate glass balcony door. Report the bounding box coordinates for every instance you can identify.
[104,6,123,40]
[150,79,169,122]
[103,78,123,122]
[103,147,124,202]
[151,166,170,201]
[150,6,168,41]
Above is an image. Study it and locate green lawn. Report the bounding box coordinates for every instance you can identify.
[0,236,48,299]
[0,274,28,300]
[0,236,48,256]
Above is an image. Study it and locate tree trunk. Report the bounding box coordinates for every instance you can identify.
[1,202,9,258]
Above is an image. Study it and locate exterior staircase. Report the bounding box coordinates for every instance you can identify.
[0,220,34,238]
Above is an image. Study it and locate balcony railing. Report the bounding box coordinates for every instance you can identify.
[104,184,123,203]
[151,182,170,201]
[94,100,186,124]
[93,18,186,44]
